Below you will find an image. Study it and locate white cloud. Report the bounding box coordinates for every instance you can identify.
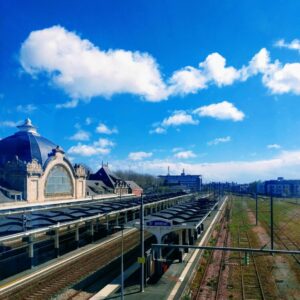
[199,52,240,86]
[128,151,153,161]
[149,127,166,134]
[169,52,240,95]
[162,111,199,127]
[20,26,168,102]
[153,102,241,135]
[208,136,231,146]
[19,27,246,102]
[68,138,115,157]
[96,122,118,135]
[275,39,300,52]
[169,66,207,95]
[114,150,300,182]
[262,62,300,95]
[68,144,110,156]
[242,47,300,96]
[194,101,245,121]
[85,117,92,125]
[174,150,196,159]
[56,99,79,109]
[20,27,300,103]
[0,120,21,127]
[267,144,281,149]
[94,138,115,148]
[172,147,184,153]
[69,130,90,141]
[16,104,37,113]
[169,47,300,97]
[241,48,271,80]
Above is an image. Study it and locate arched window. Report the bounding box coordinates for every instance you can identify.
[45,165,73,197]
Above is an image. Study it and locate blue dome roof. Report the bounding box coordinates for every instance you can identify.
[0,119,59,168]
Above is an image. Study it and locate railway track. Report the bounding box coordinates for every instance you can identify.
[215,213,230,299]
[192,203,230,300]
[274,231,300,264]
[258,215,300,264]
[191,197,267,300]
[238,222,265,300]
[0,229,148,300]
[246,197,300,264]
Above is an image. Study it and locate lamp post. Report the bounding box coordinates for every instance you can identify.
[22,214,27,232]
[114,225,127,300]
[121,226,124,300]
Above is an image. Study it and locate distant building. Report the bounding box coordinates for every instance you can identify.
[87,164,130,196]
[126,180,143,196]
[256,182,266,194]
[0,119,87,202]
[85,180,114,196]
[159,169,202,192]
[264,177,300,197]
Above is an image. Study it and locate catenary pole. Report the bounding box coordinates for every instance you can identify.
[255,193,258,226]
[140,193,145,292]
[270,194,274,250]
[121,226,124,300]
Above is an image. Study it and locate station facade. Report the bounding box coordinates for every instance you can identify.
[0,119,86,202]
[0,119,143,203]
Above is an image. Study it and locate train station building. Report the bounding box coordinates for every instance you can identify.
[0,119,142,203]
[0,119,86,202]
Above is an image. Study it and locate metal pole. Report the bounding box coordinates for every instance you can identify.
[121,226,124,300]
[255,193,258,226]
[140,193,145,292]
[270,194,274,250]
[23,214,27,232]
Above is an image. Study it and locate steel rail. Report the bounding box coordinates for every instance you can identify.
[244,230,265,300]
[0,230,149,299]
[238,215,265,300]
[238,227,246,300]
[258,215,300,264]
[193,199,228,299]
[215,203,231,300]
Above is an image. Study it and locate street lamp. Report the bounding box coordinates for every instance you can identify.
[114,224,130,300]
[119,181,122,201]
[114,193,145,298]
[22,214,27,232]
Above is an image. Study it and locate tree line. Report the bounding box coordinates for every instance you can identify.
[114,170,163,189]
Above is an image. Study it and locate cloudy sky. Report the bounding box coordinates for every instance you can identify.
[1,1,300,182]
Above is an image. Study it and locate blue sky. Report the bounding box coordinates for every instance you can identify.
[2,0,300,182]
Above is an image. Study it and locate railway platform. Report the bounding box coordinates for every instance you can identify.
[109,197,227,300]
[0,227,139,299]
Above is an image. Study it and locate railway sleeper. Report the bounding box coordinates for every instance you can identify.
[244,284,260,288]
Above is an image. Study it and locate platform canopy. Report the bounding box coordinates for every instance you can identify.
[131,197,218,243]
